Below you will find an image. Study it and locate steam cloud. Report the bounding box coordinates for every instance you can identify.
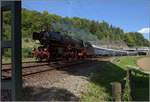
[51,22,101,45]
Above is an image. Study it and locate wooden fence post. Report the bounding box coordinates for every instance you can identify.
[128,69,133,100]
[111,82,122,101]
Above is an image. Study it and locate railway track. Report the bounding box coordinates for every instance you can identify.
[2,61,48,71]
[1,60,89,80]
[1,56,112,80]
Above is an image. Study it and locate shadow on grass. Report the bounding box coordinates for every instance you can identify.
[22,86,79,101]
[130,68,149,101]
[59,59,149,101]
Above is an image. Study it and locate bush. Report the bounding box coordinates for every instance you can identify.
[22,48,32,58]
[122,70,132,101]
[2,48,11,57]
[24,38,30,42]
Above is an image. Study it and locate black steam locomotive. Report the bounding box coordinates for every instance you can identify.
[32,31,94,61]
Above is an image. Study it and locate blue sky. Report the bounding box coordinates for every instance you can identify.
[22,0,149,40]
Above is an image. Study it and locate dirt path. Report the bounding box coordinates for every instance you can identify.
[137,57,150,72]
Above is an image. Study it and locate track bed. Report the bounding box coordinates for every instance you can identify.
[1,60,90,80]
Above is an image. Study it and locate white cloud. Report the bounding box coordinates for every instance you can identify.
[138,27,150,34]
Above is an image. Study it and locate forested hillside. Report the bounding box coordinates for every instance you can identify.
[3,8,149,47]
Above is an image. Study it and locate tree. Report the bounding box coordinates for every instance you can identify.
[3,8,149,47]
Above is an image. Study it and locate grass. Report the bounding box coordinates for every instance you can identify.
[113,56,142,69]
[81,56,149,101]
[81,83,110,101]
[2,57,37,64]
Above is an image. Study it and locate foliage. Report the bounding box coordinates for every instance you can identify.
[124,32,149,47]
[2,8,149,47]
[2,48,11,57]
[22,48,32,58]
[122,71,132,101]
